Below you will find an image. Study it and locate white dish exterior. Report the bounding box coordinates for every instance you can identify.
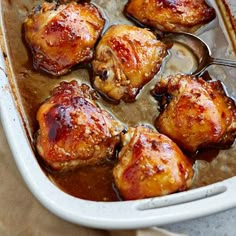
[0,0,236,229]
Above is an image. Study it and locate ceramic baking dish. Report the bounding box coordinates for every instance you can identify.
[0,0,236,229]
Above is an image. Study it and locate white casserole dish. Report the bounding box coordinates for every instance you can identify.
[0,0,236,229]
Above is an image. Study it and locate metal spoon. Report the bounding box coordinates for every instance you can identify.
[162,32,236,76]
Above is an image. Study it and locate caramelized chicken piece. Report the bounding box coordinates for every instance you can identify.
[24,2,105,76]
[125,0,216,33]
[36,81,124,171]
[113,126,193,200]
[92,25,167,103]
[152,74,236,153]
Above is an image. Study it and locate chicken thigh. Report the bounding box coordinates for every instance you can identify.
[92,24,167,103]
[152,74,236,152]
[113,126,194,200]
[125,0,216,33]
[36,81,124,171]
[24,1,105,75]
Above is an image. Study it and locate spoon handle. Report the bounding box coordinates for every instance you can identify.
[210,57,236,68]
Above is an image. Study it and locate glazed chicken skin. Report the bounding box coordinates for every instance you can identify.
[92,24,167,103]
[24,1,105,76]
[125,0,216,33]
[113,126,194,200]
[152,74,236,153]
[36,81,124,171]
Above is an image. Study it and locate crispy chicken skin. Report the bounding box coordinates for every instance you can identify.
[152,74,236,153]
[113,126,194,200]
[125,0,216,33]
[24,1,105,76]
[36,81,124,171]
[92,25,167,103]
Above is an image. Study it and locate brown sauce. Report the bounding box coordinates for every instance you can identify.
[48,162,120,201]
[2,0,236,202]
[191,148,220,163]
[165,42,198,75]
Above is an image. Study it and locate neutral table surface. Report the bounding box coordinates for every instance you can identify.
[0,122,236,236]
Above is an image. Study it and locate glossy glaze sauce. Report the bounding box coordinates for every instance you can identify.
[48,162,120,201]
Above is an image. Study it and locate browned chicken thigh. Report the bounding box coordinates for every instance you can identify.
[36,81,124,171]
[113,126,194,200]
[92,24,167,103]
[24,1,105,75]
[152,74,236,153]
[125,0,216,33]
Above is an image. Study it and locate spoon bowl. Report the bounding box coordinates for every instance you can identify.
[162,32,236,76]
